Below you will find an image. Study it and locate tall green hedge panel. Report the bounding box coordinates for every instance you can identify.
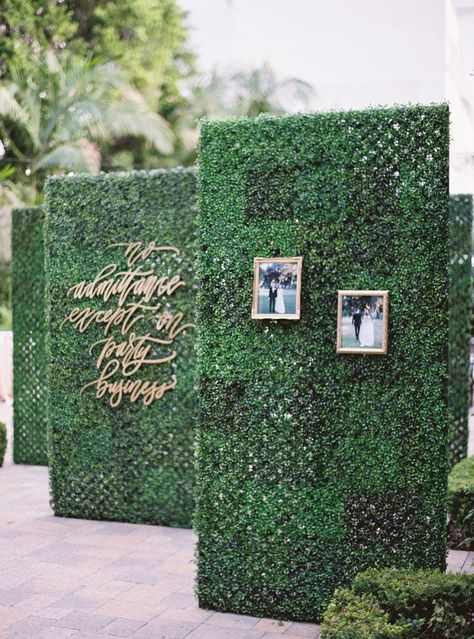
[12,206,48,465]
[196,105,449,621]
[45,169,197,527]
[448,194,472,467]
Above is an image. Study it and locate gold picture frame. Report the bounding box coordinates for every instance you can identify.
[337,290,389,355]
[252,257,303,320]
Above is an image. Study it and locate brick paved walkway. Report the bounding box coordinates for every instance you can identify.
[0,402,472,639]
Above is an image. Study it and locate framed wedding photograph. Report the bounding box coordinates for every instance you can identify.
[252,257,302,320]
[337,290,389,355]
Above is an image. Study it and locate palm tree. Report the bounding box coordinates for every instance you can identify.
[231,63,315,117]
[0,50,174,198]
[175,64,316,165]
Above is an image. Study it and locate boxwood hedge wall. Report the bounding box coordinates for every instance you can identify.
[448,194,472,467]
[12,206,48,465]
[45,168,197,527]
[196,105,449,621]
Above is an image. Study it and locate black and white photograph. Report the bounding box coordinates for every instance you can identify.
[337,290,389,354]
[252,258,302,320]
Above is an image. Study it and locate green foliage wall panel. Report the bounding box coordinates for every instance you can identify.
[196,105,449,621]
[448,194,472,467]
[12,206,48,465]
[45,169,197,527]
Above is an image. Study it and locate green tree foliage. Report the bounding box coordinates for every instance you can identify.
[1,2,314,172]
[0,51,172,197]
[0,164,27,328]
[66,0,194,170]
[67,0,194,108]
[0,0,193,102]
[0,0,76,77]
[0,0,193,171]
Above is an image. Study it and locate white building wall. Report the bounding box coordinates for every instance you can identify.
[181,0,446,107]
[180,0,474,192]
[450,0,474,193]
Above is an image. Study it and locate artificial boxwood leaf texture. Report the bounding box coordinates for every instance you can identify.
[44,169,197,527]
[196,105,449,621]
[12,206,48,465]
[448,194,472,466]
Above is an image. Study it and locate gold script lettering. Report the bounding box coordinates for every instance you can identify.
[62,240,193,408]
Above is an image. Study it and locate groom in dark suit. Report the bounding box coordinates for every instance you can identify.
[352,310,362,340]
[268,281,278,313]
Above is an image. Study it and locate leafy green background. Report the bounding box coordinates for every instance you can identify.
[45,168,197,526]
[448,456,474,547]
[448,194,472,467]
[196,105,450,621]
[12,206,48,465]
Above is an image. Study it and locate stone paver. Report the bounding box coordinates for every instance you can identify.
[100,618,146,637]
[284,622,321,638]
[0,402,472,639]
[254,619,291,634]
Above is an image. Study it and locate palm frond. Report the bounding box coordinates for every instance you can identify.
[0,164,15,181]
[4,49,176,171]
[36,143,96,173]
[0,86,30,129]
[106,88,174,154]
[279,77,316,103]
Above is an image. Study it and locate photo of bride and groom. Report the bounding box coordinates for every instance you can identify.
[268,280,286,314]
[337,290,389,354]
[252,257,302,320]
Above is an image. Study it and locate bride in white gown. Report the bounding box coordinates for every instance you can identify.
[275,284,286,314]
[359,306,374,347]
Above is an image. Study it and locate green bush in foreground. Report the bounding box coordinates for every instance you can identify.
[321,589,409,639]
[321,568,474,639]
[448,456,474,549]
[0,421,6,466]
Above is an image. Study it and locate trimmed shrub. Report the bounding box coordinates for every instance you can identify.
[196,105,449,621]
[11,207,48,465]
[322,568,474,639]
[0,421,7,466]
[45,168,197,526]
[448,194,472,467]
[321,589,410,639]
[448,456,474,549]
